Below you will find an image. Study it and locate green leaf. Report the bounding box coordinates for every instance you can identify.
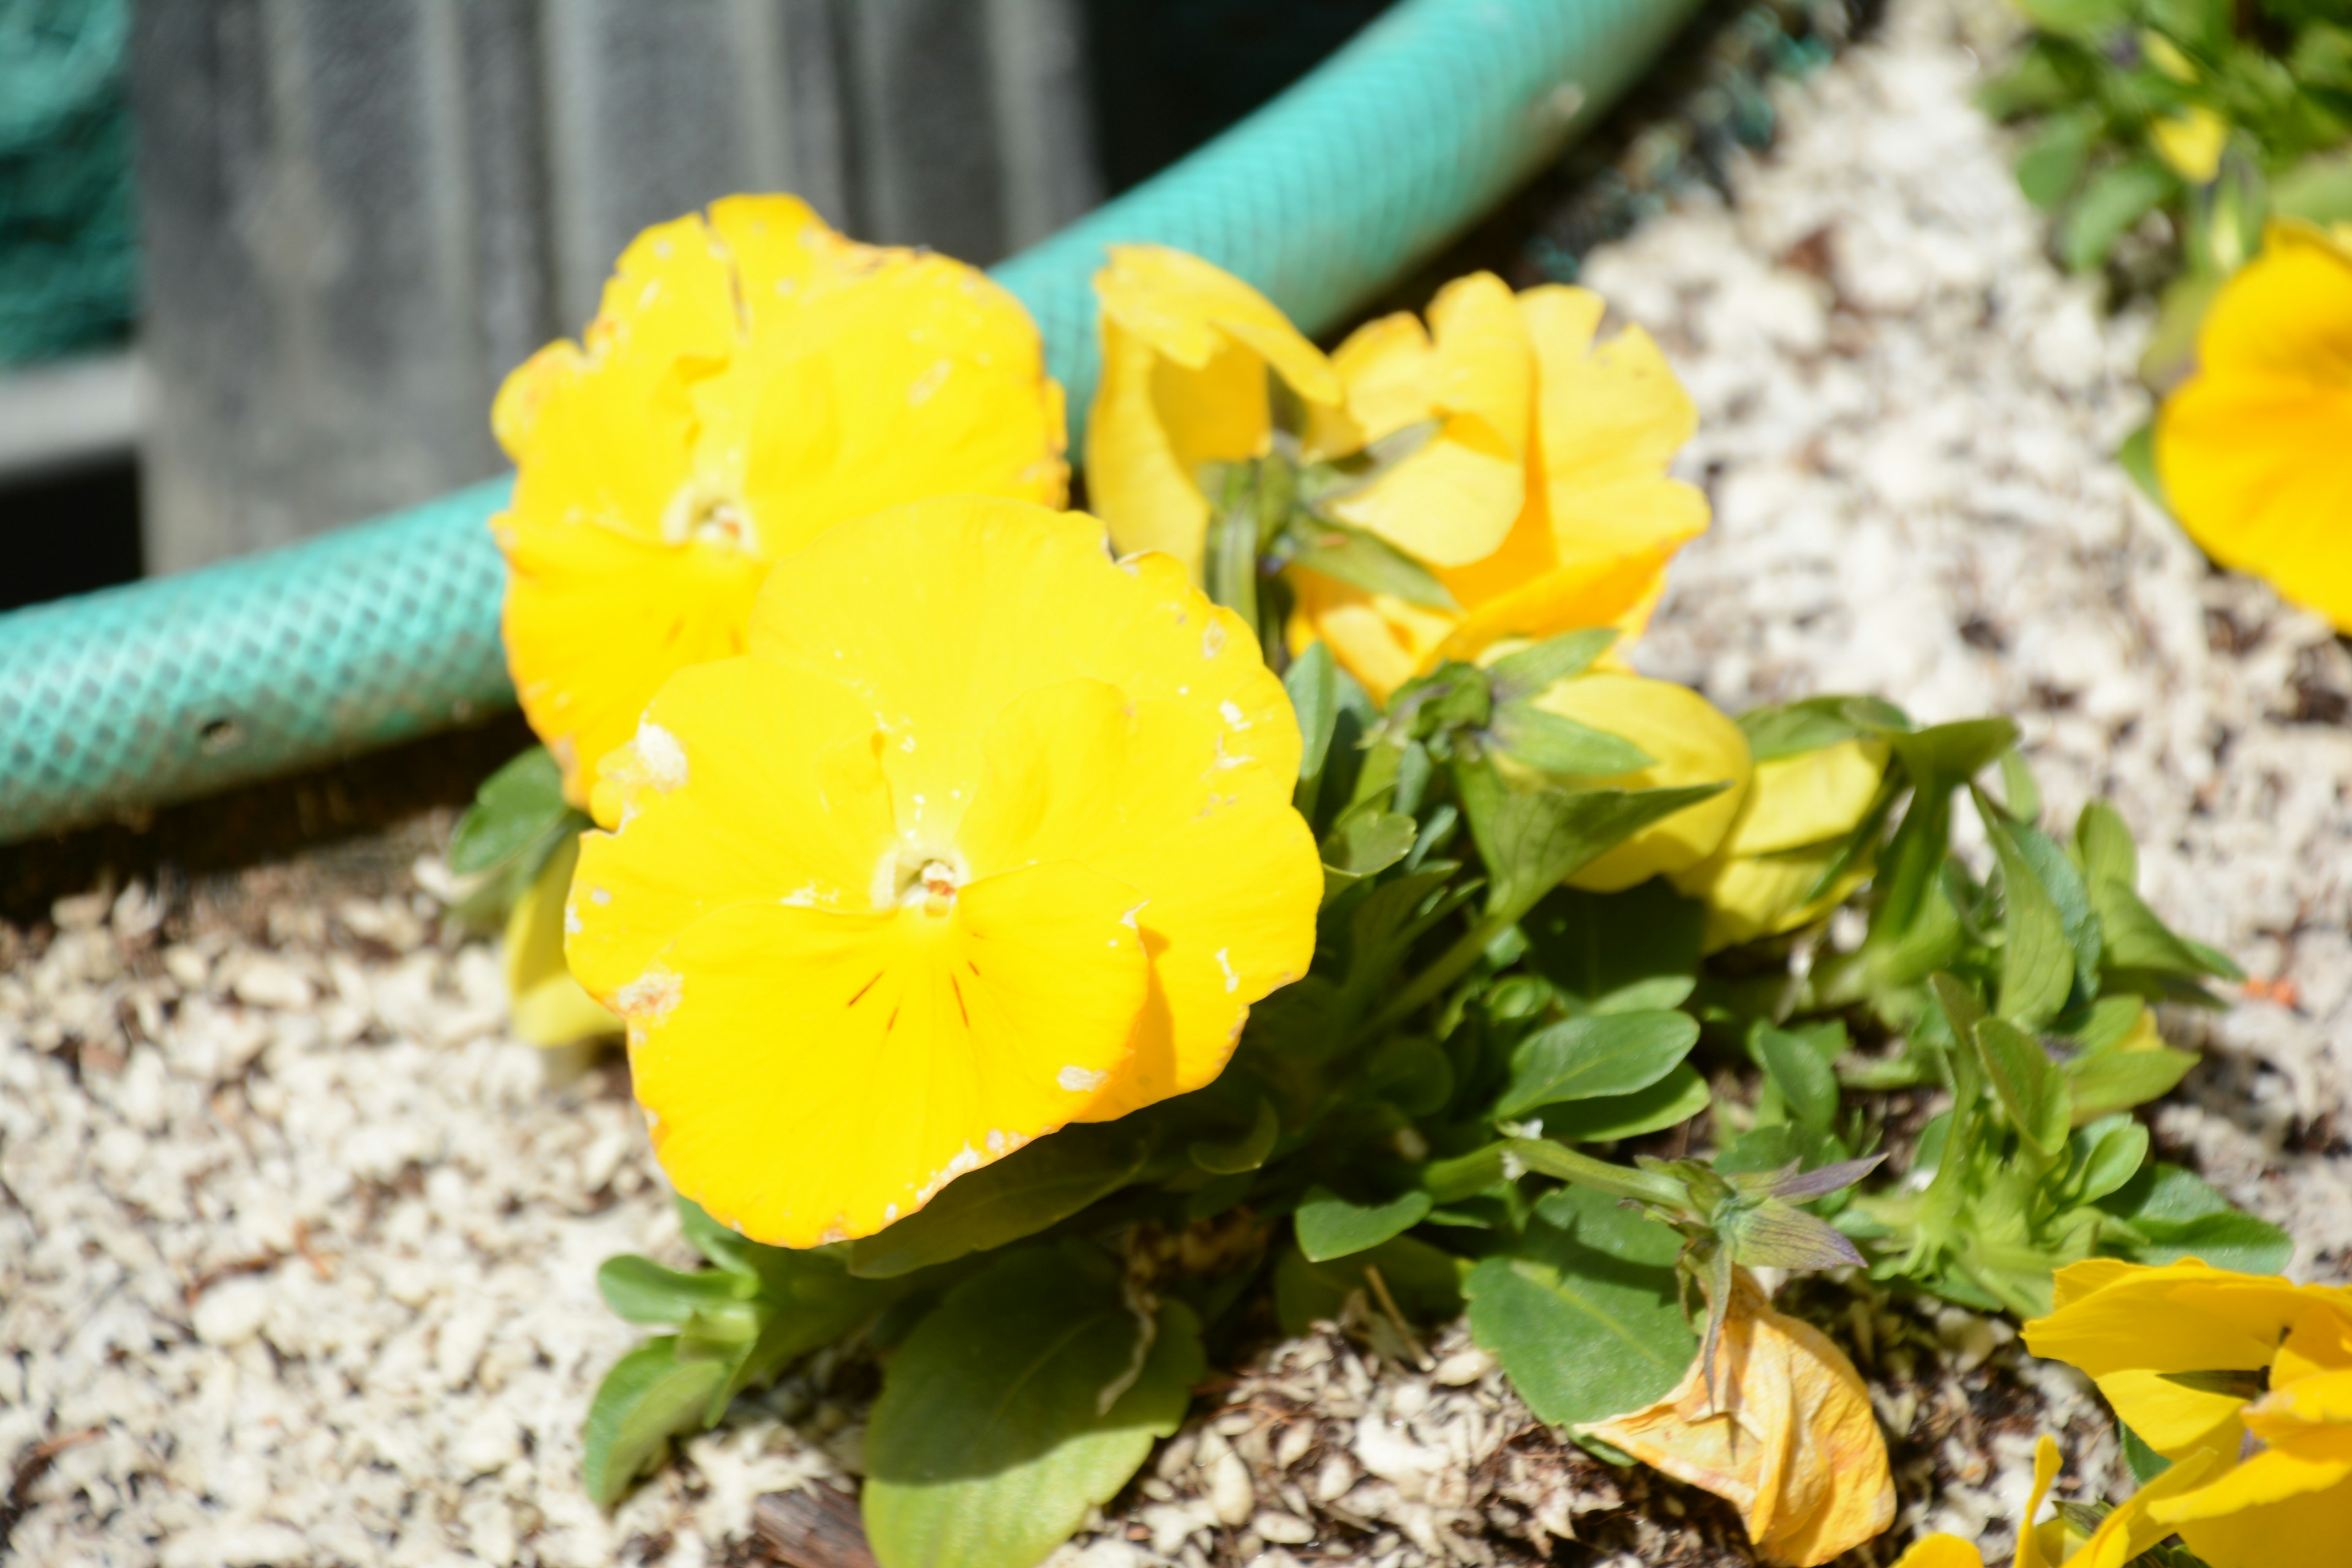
[1366,1036,1453,1117]
[1285,639,1340,809]
[864,1243,1205,1568]
[1736,694,1911,763]
[581,1336,731,1507]
[2120,1422,2173,1485]
[1455,761,1727,924]
[1297,418,1443,503]
[1988,813,2079,1030]
[1754,1023,1840,1134]
[1485,629,1618,703]
[597,1256,760,1328]
[1992,806,2103,1001]
[2073,1117,2150,1204]
[1537,1065,1711,1144]
[450,746,573,876]
[2062,157,2176,272]
[1496,1011,1700,1118]
[2018,110,2096,208]
[2097,1163,2292,1275]
[1322,808,1420,897]
[1464,1183,1695,1429]
[1489,701,1654,777]
[1520,880,1703,1016]
[2065,1044,2198,1121]
[2013,0,2130,36]
[1284,516,1458,611]
[1187,1098,1280,1175]
[1273,1234,1465,1337]
[1973,1016,2073,1158]
[2073,801,2138,888]
[2094,878,2241,982]
[1888,716,2016,785]
[848,1123,1149,1279]
[1296,1187,1435,1262]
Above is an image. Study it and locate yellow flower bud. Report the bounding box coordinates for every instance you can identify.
[1526,673,1751,892]
[1671,736,1890,951]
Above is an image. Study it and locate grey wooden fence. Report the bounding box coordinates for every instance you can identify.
[132,0,1099,573]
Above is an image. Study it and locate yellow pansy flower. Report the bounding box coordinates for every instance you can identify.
[2021,1258,2352,1567]
[492,194,1068,807]
[1289,282,1711,699]
[1522,673,1751,893]
[502,832,619,1046]
[1890,1434,2224,1568]
[1672,737,1890,951]
[564,496,1321,1248]
[1085,244,1344,583]
[1583,1269,1894,1566]
[2155,221,2352,634]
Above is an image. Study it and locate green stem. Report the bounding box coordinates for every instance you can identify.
[1506,1138,1689,1210]
[1360,910,1510,1040]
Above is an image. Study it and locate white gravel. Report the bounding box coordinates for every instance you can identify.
[5,1,2346,1564]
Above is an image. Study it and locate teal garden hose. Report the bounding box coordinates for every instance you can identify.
[0,0,1703,844]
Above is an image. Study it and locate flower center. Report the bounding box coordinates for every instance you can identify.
[662,481,761,555]
[875,846,968,916]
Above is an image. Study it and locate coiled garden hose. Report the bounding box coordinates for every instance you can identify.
[0,0,1703,844]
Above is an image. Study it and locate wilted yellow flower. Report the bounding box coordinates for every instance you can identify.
[1289,282,1710,699]
[564,496,1321,1248]
[1085,244,1343,583]
[493,194,1068,806]
[2022,1257,2352,1567]
[1583,1270,1894,1566]
[502,833,619,1046]
[2155,221,2352,634]
[1526,673,1751,893]
[1672,737,1888,951]
[1890,1434,2224,1568]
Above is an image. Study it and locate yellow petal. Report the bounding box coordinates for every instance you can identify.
[1581,1271,1894,1567]
[956,679,1321,1117]
[1325,273,1531,567]
[1675,842,1868,954]
[2152,106,2227,183]
[502,831,620,1046]
[2156,222,2352,633]
[1521,284,1708,557]
[499,510,773,810]
[2172,1470,2352,1568]
[2071,1446,2225,1567]
[750,504,1319,1112]
[492,201,1065,804]
[1527,674,1752,892]
[2271,1302,2352,1389]
[2016,1435,2063,1568]
[1087,311,1262,578]
[1092,244,1338,401]
[568,657,900,1003]
[1888,1537,1985,1568]
[1721,739,1891,858]
[625,856,1148,1247]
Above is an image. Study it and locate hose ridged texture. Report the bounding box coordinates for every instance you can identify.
[0,0,1701,843]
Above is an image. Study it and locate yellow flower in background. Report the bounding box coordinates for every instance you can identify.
[502,832,620,1046]
[1889,1434,2223,1568]
[2022,1258,2352,1567]
[1583,1269,1893,1567]
[1290,282,1711,699]
[565,497,1321,1248]
[1525,673,1751,893]
[1083,249,1709,701]
[492,194,1068,807]
[2155,220,2352,634]
[1086,244,1344,582]
[1672,736,1889,952]
[2152,105,2228,184]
